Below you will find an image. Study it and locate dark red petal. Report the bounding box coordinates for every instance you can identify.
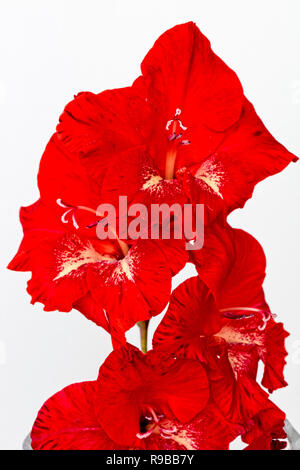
[31,381,124,450]
[153,356,209,423]
[155,238,188,277]
[97,346,209,446]
[73,293,110,332]
[38,134,98,207]
[139,22,243,172]
[191,221,267,309]
[187,99,297,214]
[56,88,151,193]
[242,401,286,450]
[96,346,152,446]
[260,320,289,392]
[153,276,221,355]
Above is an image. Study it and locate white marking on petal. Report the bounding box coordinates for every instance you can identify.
[142,173,163,191]
[111,257,135,283]
[170,430,198,450]
[54,241,112,280]
[194,158,225,198]
[56,198,69,208]
[216,325,263,347]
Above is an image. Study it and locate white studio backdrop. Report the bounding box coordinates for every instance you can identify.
[0,0,299,450]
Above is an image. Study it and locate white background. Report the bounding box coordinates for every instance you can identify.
[0,0,299,450]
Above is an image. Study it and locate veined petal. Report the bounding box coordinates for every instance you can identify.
[138,21,244,173]
[190,221,267,309]
[56,88,151,193]
[153,276,221,356]
[96,346,209,447]
[31,381,126,450]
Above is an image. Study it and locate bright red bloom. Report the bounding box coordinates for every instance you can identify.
[8,21,295,452]
[31,346,240,450]
[190,221,268,309]
[153,224,288,427]
[155,224,288,393]
[8,196,187,339]
[56,22,296,218]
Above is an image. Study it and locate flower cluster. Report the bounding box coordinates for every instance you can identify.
[8,22,297,450]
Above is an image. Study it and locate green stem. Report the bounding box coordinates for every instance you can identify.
[137,320,149,353]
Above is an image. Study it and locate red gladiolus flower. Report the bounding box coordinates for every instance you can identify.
[7,21,297,452]
[153,224,288,428]
[55,22,296,219]
[155,224,288,393]
[8,197,187,340]
[31,346,240,450]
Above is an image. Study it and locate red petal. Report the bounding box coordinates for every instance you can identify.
[242,400,286,450]
[56,88,151,192]
[38,134,98,207]
[191,222,267,309]
[261,321,289,391]
[96,346,209,446]
[31,381,123,450]
[153,276,221,356]
[73,292,110,332]
[138,22,243,172]
[187,99,297,214]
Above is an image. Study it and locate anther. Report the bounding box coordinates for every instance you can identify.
[168,132,177,141]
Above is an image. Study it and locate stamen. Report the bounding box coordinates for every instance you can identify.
[56,198,70,208]
[61,208,73,224]
[146,406,159,424]
[72,211,79,230]
[136,407,177,441]
[220,306,276,330]
[136,424,156,440]
[168,132,177,141]
[165,108,189,180]
[177,120,187,131]
[56,198,129,256]
[159,425,177,435]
